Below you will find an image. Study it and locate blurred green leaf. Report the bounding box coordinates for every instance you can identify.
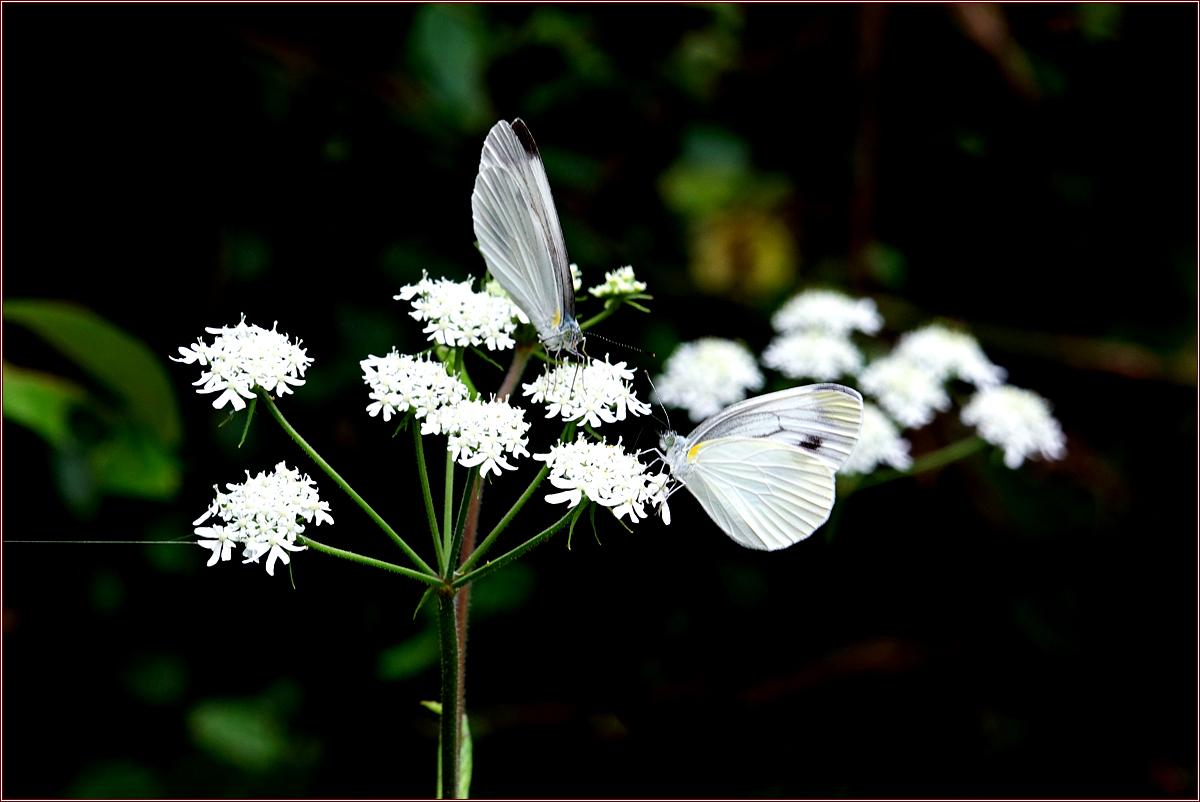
[409,4,491,132]
[1077,3,1122,43]
[122,652,189,706]
[67,759,162,799]
[2,361,89,447]
[378,627,440,681]
[188,698,288,772]
[4,300,182,446]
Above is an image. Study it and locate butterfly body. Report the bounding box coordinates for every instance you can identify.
[472,119,585,361]
[659,383,864,551]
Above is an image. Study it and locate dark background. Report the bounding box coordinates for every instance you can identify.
[3,4,1196,798]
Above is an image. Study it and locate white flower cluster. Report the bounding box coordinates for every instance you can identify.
[534,437,670,524]
[570,263,583,292]
[423,396,532,479]
[771,290,883,337]
[172,317,313,411]
[360,351,470,423]
[396,272,527,351]
[360,350,529,477]
[653,338,764,422]
[761,290,879,383]
[522,356,653,428]
[893,325,1007,387]
[588,265,646,298]
[962,385,1066,469]
[762,331,864,381]
[858,325,1005,429]
[857,356,951,429]
[193,461,331,576]
[839,403,913,475]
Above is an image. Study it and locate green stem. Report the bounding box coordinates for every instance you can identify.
[258,390,436,577]
[451,503,585,589]
[851,435,989,492]
[299,536,443,588]
[457,421,575,576]
[413,423,444,569]
[580,301,618,331]
[449,466,478,574]
[437,592,461,798]
[442,448,455,575]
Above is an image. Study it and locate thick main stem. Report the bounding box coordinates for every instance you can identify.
[437,591,461,798]
[451,341,535,775]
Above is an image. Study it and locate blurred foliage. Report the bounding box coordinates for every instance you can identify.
[3,3,1195,799]
[4,301,183,515]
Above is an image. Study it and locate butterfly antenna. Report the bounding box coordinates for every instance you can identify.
[587,330,653,359]
[643,370,673,432]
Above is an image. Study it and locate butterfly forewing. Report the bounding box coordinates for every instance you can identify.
[472,120,573,337]
[688,384,864,472]
[684,438,837,551]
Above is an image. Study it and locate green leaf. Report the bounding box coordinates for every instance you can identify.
[89,423,182,499]
[378,628,440,681]
[433,711,473,800]
[623,301,651,314]
[4,300,182,446]
[2,361,89,447]
[238,397,257,448]
[413,586,436,620]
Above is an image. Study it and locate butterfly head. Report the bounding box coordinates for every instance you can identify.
[542,317,586,362]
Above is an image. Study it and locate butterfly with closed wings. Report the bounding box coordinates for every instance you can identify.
[472,118,585,362]
[656,383,864,551]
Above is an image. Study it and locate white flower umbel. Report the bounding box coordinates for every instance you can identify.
[432,397,532,478]
[761,331,864,381]
[961,385,1067,469]
[893,325,1006,387]
[522,355,653,428]
[534,436,670,524]
[172,316,314,411]
[360,351,470,423]
[858,355,951,429]
[771,289,883,337]
[839,403,913,475]
[588,265,647,298]
[193,461,332,576]
[653,338,765,422]
[569,263,583,292]
[396,272,527,351]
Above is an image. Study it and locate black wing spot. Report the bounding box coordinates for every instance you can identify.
[510,118,541,160]
[799,434,823,452]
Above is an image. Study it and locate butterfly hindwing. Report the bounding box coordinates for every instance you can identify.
[683,437,837,551]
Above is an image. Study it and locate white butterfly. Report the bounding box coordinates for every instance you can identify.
[472,118,585,361]
[656,383,864,550]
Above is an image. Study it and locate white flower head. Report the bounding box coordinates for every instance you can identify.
[761,331,864,381]
[172,316,314,411]
[839,403,913,475]
[193,461,330,576]
[396,272,527,351]
[533,436,670,524]
[653,338,765,422]
[522,355,652,428]
[961,385,1066,469]
[771,290,883,337]
[569,263,583,292]
[588,265,647,298]
[435,396,531,478]
[360,350,470,423]
[893,325,1007,387]
[858,354,951,429]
